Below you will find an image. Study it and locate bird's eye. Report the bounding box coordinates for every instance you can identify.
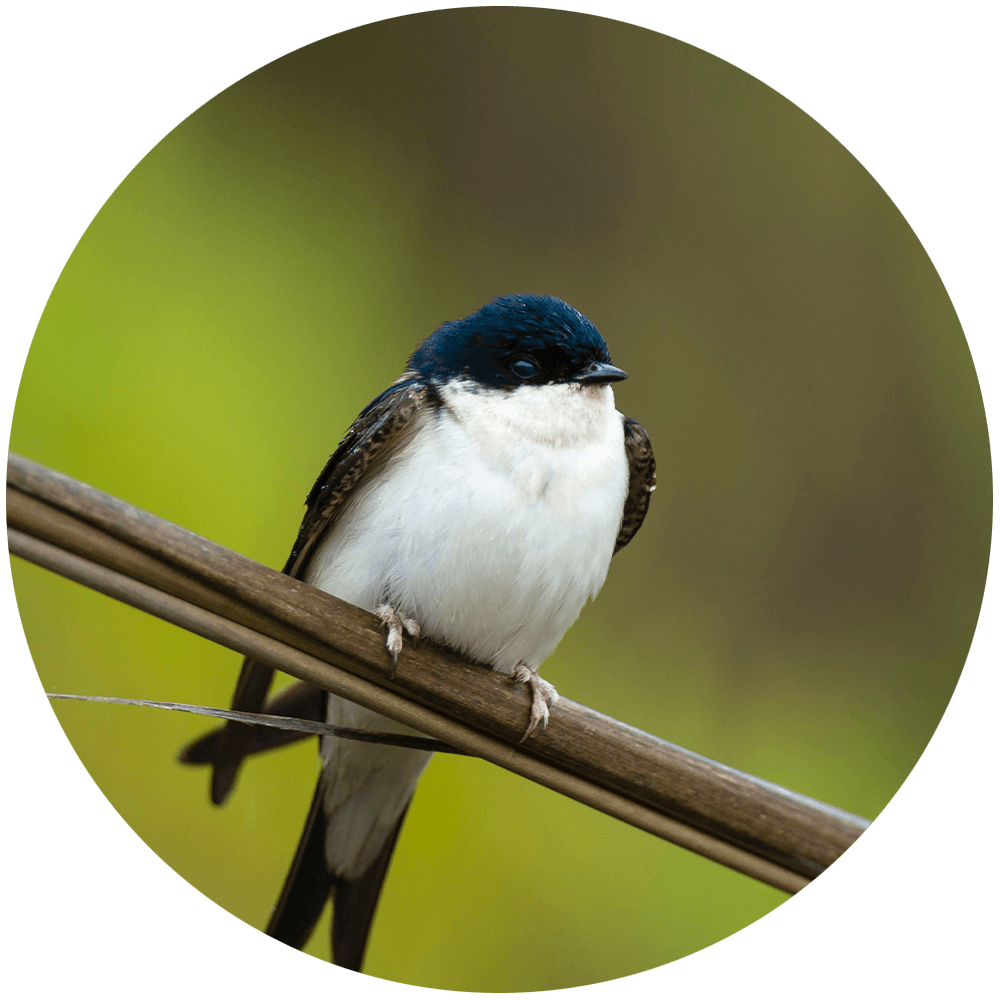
[510,357,540,380]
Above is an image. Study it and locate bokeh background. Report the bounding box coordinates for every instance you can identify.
[8,7,991,992]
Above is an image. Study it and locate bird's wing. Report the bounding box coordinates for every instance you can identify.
[614,416,656,554]
[176,681,324,765]
[282,378,433,578]
[183,377,435,804]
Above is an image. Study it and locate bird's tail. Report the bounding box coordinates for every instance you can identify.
[266,779,412,971]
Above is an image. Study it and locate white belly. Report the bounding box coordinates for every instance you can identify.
[306,379,628,876]
[308,380,628,669]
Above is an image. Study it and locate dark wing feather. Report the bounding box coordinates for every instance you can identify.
[330,798,412,971]
[266,790,413,970]
[180,377,435,968]
[177,681,324,765]
[614,416,656,554]
[265,779,335,951]
[195,378,435,804]
[282,378,433,578]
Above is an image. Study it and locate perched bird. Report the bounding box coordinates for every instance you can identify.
[181,294,655,971]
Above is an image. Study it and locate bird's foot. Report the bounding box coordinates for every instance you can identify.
[375,604,421,665]
[512,663,559,741]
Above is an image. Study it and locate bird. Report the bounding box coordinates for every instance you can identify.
[180,293,655,971]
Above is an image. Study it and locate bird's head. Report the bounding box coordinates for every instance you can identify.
[408,294,627,391]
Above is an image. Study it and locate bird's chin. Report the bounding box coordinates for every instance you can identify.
[577,381,615,401]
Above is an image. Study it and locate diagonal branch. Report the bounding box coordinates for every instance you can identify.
[6,452,870,893]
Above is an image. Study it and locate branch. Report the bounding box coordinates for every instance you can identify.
[7,452,869,893]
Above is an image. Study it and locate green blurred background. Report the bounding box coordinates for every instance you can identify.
[9,8,991,992]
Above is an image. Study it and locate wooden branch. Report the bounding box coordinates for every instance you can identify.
[7,452,870,892]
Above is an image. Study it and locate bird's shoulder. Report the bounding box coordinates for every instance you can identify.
[615,415,656,554]
[283,376,438,578]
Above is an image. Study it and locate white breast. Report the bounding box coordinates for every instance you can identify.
[307,379,629,672]
[307,378,628,877]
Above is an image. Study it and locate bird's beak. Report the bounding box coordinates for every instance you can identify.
[574,361,629,385]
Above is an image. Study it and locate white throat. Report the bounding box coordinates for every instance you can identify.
[307,375,628,669]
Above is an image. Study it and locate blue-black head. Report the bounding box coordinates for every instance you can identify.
[409,294,627,390]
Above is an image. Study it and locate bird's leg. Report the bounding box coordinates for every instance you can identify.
[375,604,421,665]
[511,664,559,741]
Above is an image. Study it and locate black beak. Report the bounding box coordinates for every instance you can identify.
[574,361,629,385]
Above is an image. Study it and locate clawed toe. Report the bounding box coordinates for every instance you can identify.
[512,663,559,741]
[376,604,420,664]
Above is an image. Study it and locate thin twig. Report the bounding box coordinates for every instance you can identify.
[45,692,474,754]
